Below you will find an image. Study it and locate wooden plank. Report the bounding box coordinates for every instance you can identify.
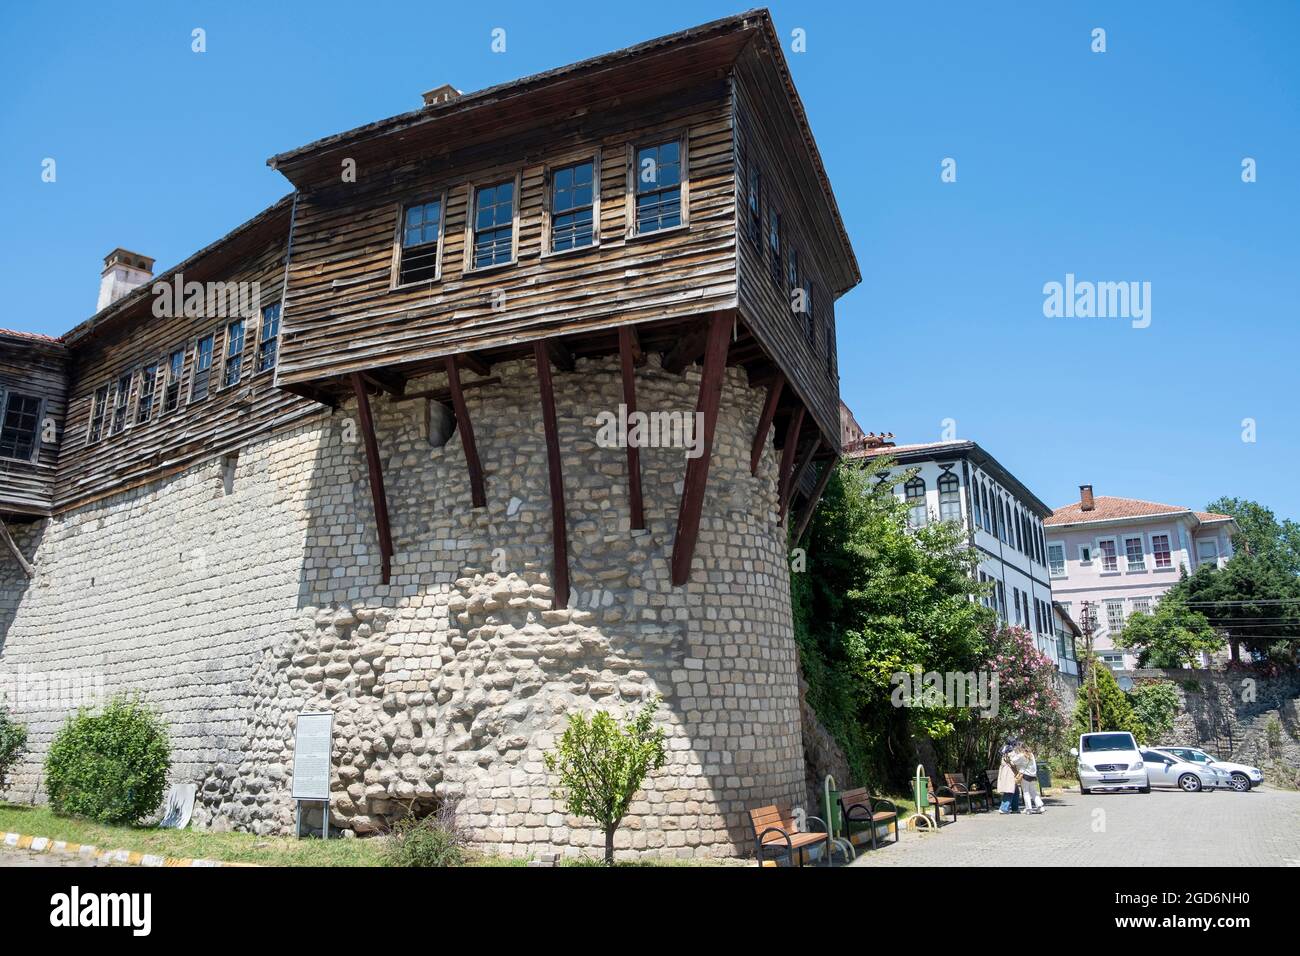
[670,313,730,586]
[793,456,837,546]
[662,321,710,374]
[444,357,486,508]
[783,436,820,521]
[0,517,34,577]
[750,371,784,475]
[617,326,645,530]
[533,341,570,608]
[776,405,805,523]
[546,340,575,373]
[457,352,492,378]
[350,373,394,584]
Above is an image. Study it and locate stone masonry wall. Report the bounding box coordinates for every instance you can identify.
[0,354,806,858]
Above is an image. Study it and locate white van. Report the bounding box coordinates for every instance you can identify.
[1071,731,1150,794]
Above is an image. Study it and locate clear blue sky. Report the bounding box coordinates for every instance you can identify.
[2,1,1296,519]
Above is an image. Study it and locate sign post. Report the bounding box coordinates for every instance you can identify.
[292,712,333,839]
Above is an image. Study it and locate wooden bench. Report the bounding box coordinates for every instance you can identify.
[925,776,959,827]
[749,804,828,866]
[944,772,991,814]
[837,787,900,850]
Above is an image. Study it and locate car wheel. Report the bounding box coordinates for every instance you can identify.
[1229,772,1251,792]
[1139,785,1150,793]
[1178,773,1202,793]
[1080,787,1090,795]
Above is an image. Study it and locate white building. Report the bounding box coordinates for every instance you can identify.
[844,433,1069,675]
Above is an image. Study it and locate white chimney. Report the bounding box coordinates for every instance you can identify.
[421,84,462,108]
[97,248,155,311]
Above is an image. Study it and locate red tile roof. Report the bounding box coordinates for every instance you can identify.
[1195,511,1234,523]
[0,327,61,343]
[1047,496,1233,527]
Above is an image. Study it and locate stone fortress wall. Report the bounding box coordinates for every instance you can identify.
[0,355,806,858]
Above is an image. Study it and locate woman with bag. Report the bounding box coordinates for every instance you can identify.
[1012,742,1044,814]
[996,738,1021,814]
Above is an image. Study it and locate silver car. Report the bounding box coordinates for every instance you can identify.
[1160,746,1264,792]
[1142,748,1232,792]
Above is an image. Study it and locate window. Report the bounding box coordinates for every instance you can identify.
[746,162,761,244]
[768,209,782,284]
[1048,543,1066,577]
[1132,597,1152,617]
[980,484,991,532]
[803,278,815,345]
[1098,538,1118,572]
[1124,536,1145,571]
[1099,652,1125,671]
[634,139,682,234]
[110,371,133,435]
[938,472,961,522]
[163,348,185,412]
[1079,544,1093,564]
[550,160,595,252]
[222,319,245,388]
[1105,598,1125,634]
[997,581,1007,621]
[1034,599,1043,634]
[257,302,281,373]
[191,334,215,401]
[135,363,158,424]
[1013,587,1022,625]
[87,384,109,443]
[787,245,800,310]
[0,391,41,461]
[1196,539,1219,568]
[1152,533,1172,569]
[471,179,516,268]
[398,198,442,283]
[905,476,927,528]
[972,481,983,529]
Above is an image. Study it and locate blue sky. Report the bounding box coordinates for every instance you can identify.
[2,1,1296,519]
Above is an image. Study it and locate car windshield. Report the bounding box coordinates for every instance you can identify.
[1082,733,1136,752]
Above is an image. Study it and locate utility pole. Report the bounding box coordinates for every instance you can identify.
[1079,600,1100,732]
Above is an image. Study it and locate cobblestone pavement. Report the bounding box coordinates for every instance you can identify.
[850,787,1300,866]
[0,846,113,867]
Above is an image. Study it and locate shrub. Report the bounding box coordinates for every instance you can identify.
[44,695,171,825]
[0,705,29,793]
[383,802,469,867]
[1127,680,1181,745]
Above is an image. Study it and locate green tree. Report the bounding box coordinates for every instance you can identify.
[1116,597,1224,668]
[1073,663,1143,741]
[1171,555,1300,665]
[1204,496,1300,572]
[1127,680,1181,744]
[792,457,996,788]
[0,705,28,794]
[544,696,667,864]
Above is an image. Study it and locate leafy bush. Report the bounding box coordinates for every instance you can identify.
[0,705,29,793]
[383,802,469,867]
[544,696,667,864]
[44,695,171,825]
[1127,680,1181,744]
[1073,663,1144,741]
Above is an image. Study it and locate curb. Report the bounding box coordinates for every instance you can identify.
[2,830,255,868]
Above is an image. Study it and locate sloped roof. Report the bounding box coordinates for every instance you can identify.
[1046,496,1235,527]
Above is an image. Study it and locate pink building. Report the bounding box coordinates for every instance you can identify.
[1044,485,1238,670]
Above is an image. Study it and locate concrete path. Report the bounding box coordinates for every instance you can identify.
[849,787,1300,866]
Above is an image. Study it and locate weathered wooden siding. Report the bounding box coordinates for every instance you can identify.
[0,335,68,516]
[53,232,323,511]
[733,42,843,452]
[276,86,738,386]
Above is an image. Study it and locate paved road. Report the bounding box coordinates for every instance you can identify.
[0,846,113,867]
[850,787,1300,866]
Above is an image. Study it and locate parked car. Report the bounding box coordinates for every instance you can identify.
[1071,732,1149,793]
[1141,749,1232,792]
[1159,746,1264,792]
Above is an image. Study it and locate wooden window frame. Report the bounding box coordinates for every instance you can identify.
[135,361,160,425]
[162,345,187,414]
[86,383,110,445]
[218,317,247,392]
[463,171,522,274]
[541,150,601,259]
[189,329,219,404]
[625,130,690,240]
[390,190,448,289]
[109,367,136,437]
[0,388,45,464]
[254,300,283,377]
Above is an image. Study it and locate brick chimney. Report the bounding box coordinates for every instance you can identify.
[421,84,462,107]
[97,248,154,311]
[1080,484,1095,512]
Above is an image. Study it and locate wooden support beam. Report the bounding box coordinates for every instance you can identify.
[618,326,645,530]
[361,370,405,398]
[0,517,35,578]
[533,341,570,609]
[793,456,839,546]
[670,314,731,586]
[783,437,821,522]
[457,352,492,378]
[776,406,806,524]
[623,324,645,366]
[662,321,711,374]
[444,357,486,508]
[750,372,785,475]
[350,373,394,584]
[390,376,501,404]
[546,340,575,373]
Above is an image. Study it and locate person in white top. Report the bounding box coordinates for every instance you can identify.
[1011,744,1044,813]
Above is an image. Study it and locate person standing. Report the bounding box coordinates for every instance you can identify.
[1013,743,1044,814]
[997,739,1021,814]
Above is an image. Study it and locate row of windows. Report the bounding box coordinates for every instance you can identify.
[738,136,836,376]
[976,572,1053,644]
[903,471,961,528]
[1048,533,1175,578]
[85,301,280,446]
[0,389,43,463]
[395,138,684,286]
[971,474,1047,567]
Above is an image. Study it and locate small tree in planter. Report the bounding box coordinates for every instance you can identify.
[544,696,667,864]
[0,705,29,795]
